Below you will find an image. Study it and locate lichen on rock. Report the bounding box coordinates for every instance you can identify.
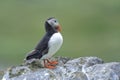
[2,56,120,80]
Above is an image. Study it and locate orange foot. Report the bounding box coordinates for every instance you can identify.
[47,60,58,65]
[44,59,58,69]
[44,64,56,69]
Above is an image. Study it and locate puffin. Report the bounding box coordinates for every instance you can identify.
[26,17,63,69]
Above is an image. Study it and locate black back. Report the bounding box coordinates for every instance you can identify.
[26,21,57,60]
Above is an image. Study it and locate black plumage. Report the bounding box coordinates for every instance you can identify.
[26,19,57,60]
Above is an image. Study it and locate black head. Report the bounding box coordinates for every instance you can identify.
[45,17,61,33]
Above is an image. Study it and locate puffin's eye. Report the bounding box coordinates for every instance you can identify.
[54,20,57,23]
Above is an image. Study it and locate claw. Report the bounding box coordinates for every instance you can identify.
[50,61,58,65]
[43,59,58,69]
[44,64,56,69]
[46,59,58,65]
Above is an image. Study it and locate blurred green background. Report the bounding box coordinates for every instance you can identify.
[0,0,120,73]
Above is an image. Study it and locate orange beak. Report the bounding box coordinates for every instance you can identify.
[56,25,62,32]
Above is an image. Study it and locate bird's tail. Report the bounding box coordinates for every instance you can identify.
[26,50,41,60]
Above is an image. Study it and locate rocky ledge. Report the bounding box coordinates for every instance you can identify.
[2,56,120,80]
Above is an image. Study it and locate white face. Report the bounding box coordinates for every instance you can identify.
[47,18,59,28]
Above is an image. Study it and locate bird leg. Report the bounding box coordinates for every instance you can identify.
[43,59,58,69]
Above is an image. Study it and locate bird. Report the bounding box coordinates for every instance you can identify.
[26,17,63,69]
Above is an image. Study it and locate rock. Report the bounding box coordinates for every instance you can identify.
[85,62,120,80]
[2,56,120,80]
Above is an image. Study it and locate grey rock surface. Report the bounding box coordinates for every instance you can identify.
[2,56,120,80]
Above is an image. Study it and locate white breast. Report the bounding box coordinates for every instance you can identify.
[41,32,63,59]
